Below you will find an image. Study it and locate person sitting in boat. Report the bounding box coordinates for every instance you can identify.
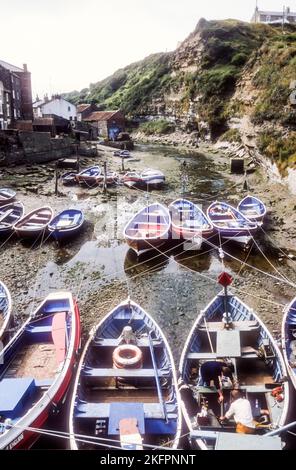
[118,326,137,345]
[199,360,234,403]
[220,389,269,434]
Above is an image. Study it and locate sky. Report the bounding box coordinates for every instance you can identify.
[1,0,294,98]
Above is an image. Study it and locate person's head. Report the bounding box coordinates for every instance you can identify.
[231,389,242,401]
[222,366,232,378]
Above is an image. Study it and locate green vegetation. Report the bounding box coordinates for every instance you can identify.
[139,120,175,135]
[258,131,296,165]
[221,128,242,143]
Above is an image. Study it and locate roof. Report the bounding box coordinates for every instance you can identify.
[84,111,121,122]
[77,104,91,113]
[33,100,45,108]
[0,59,24,73]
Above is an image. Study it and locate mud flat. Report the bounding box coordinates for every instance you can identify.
[0,142,295,356]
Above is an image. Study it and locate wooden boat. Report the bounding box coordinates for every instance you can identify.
[207,201,258,245]
[0,202,25,237]
[48,209,85,242]
[282,297,296,392]
[238,196,267,226]
[120,150,131,159]
[0,292,81,449]
[141,169,165,188]
[0,189,16,206]
[14,206,53,240]
[76,166,101,186]
[179,275,289,450]
[96,171,118,186]
[61,172,78,186]
[121,172,142,189]
[124,203,171,255]
[0,281,12,343]
[169,199,214,248]
[69,299,181,450]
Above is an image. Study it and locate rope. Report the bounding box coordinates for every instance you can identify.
[9,423,180,451]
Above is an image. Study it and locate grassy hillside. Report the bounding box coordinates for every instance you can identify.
[64,19,296,154]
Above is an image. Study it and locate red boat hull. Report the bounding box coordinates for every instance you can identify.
[5,301,81,450]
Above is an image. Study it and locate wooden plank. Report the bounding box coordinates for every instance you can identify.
[83,368,169,378]
[216,330,241,357]
[52,312,66,363]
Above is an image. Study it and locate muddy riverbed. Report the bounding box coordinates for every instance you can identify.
[1,142,296,448]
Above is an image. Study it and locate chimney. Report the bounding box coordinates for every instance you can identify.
[44,94,49,103]
[23,63,28,72]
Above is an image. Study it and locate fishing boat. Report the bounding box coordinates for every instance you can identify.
[207,201,258,246]
[96,171,118,186]
[0,292,81,449]
[61,172,78,186]
[0,189,16,206]
[48,209,85,242]
[14,206,53,240]
[113,151,121,157]
[121,172,142,189]
[282,297,296,392]
[238,196,267,226]
[76,166,101,186]
[0,202,25,237]
[69,299,181,450]
[141,169,165,189]
[120,150,131,159]
[179,273,289,450]
[169,199,214,248]
[0,281,12,343]
[124,203,171,255]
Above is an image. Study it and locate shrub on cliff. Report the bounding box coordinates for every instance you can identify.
[139,120,175,136]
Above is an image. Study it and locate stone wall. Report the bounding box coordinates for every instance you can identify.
[0,130,73,166]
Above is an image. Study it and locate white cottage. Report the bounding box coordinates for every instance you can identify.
[33,95,77,121]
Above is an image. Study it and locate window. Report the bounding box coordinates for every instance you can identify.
[68,106,71,112]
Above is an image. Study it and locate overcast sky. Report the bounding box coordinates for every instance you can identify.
[1,0,292,97]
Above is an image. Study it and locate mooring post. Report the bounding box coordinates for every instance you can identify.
[121,155,125,172]
[103,161,107,194]
[55,162,59,196]
[76,144,80,172]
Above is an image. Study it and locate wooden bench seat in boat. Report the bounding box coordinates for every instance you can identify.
[0,377,36,419]
[82,367,170,379]
[198,321,259,332]
[187,352,217,360]
[94,337,163,348]
[75,402,177,420]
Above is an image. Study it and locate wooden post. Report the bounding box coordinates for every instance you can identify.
[103,161,107,194]
[121,155,125,172]
[55,162,59,196]
[76,144,80,172]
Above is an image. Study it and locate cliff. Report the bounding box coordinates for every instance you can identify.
[64,19,296,167]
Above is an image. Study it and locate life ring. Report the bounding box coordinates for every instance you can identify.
[113,345,143,370]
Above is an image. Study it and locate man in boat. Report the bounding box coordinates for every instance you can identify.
[220,389,269,434]
[199,361,234,403]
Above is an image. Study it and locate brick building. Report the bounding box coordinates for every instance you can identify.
[0,60,33,129]
[84,110,125,140]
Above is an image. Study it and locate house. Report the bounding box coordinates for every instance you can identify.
[77,103,99,121]
[84,110,125,140]
[251,5,296,24]
[33,95,77,121]
[0,60,33,130]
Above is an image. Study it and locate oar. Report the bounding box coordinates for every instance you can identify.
[147,331,168,423]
